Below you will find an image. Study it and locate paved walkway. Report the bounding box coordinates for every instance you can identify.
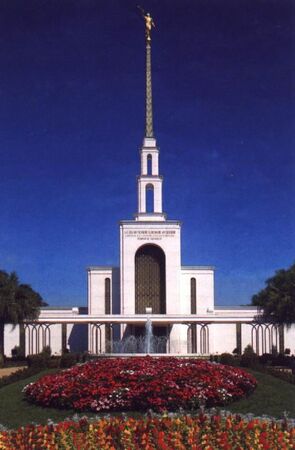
[0,366,27,378]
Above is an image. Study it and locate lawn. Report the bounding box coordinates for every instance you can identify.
[0,368,294,429]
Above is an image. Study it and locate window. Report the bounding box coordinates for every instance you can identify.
[191,278,196,314]
[147,154,152,175]
[105,278,111,314]
[146,183,154,213]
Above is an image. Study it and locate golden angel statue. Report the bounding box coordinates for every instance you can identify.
[138,6,155,41]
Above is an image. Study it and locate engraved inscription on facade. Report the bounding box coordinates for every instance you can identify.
[124,230,176,240]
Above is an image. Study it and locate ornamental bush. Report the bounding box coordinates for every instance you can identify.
[219,352,237,366]
[23,356,257,413]
[240,345,260,368]
[26,353,50,369]
[59,352,79,368]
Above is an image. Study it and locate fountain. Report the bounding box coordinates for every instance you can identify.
[144,307,153,354]
[104,306,167,354]
[145,317,153,353]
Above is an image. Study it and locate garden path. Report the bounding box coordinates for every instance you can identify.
[0,367,26,378]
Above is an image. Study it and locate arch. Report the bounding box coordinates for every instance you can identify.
[91,324,102,354]
[135,244,166,314]
[251,323,279,355]
[187,324,197,353]
[187,323,209,354]
[147,154,152,175]
[200,324,209,354]
[145,183,154,213]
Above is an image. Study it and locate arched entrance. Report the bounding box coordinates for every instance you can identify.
[135,244,166,314]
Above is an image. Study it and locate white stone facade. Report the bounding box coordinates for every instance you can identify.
[86,134,217,355]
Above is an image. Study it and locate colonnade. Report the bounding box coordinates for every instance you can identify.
[21,321,284,356]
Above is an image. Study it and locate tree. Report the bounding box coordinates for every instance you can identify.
[252,263,295,327]
[0,270,46,357]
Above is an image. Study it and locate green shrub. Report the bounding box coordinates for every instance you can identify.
[259,353,273,366]
[0,354,4,368]
[27,347,53,368]
[271,353,290,367]
[47,356,60,368]
[59,352,79,368]
[240,345,259,368]
[209,354,219,363]
[219,353,236,366]
[41,345,52,357]
[27,352,50,369]
[11,345,23,360]
[266,367,295,385]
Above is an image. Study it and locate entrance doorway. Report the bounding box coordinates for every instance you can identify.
[135,244,166,314]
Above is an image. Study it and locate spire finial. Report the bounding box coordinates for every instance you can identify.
[138,7,155,138]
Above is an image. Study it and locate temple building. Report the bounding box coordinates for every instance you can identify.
[3,14,295,357]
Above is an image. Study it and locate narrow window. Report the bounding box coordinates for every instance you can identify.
[146,183,154,213]
[191,278,196,314]
[147,154,152,175]
[105,278,111,314]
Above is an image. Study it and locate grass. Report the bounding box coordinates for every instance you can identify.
[0,369,294,429]
[228,369,295,418]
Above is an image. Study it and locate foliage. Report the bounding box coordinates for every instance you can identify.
[240,345,259,368]
[23,357,257,413]
[26,348,56,369]
[0,270,46,357]
[27,354,51,369]
[59,352,80,368]
[258,352,292,368]
[265,367,295,385]
[11,346,22,360]
[209,354,219,363]
[243,345,255,356]
[0,368,294,428]
[42,345,52,357]
[0,414,294,449]
[219,352,237,366]
[259,353,273,366]
[26,351,89,371]
[252,263,295,326]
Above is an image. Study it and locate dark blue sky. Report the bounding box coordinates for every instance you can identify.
[0,0,294,307]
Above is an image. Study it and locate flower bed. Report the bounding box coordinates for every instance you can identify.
[1,415,294,449]
[23,357,256,412]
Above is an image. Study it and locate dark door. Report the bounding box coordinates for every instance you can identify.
[135,244,166,314]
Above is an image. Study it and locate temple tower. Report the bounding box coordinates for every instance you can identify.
[119,12,183,349]
[87,10,215,355]
[135,18,165,222]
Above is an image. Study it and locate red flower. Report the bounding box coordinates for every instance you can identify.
[23,357,257,413]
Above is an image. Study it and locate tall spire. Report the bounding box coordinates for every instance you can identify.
[145,40,153,137]
[135,10,165,222]
[141,11,155,138]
